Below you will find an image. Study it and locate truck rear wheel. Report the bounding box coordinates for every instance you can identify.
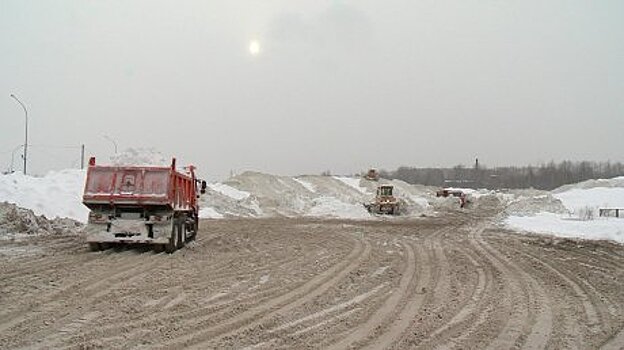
[177,220,185,248]
[165,223,178,254]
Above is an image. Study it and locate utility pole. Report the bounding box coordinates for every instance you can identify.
[81,144,85,169]
[10,94,28,174]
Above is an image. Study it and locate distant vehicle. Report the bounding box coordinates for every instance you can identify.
[436,188,464,198]
[436,188,469,208]
[82,157,206,253]
[365,184,400,215]
[364,168,380,181]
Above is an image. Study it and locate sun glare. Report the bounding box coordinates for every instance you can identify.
[249,40,260,56]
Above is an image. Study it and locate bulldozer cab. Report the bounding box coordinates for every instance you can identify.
[377,185,394,197]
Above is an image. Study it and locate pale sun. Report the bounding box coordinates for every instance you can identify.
[249,40,260,56]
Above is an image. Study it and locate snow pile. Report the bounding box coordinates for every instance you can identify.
[110,148,170,166]
[334,176,369,194]
[293,178,316,193]
[199,172,436,219]
[0,169,88,222]
[306,196,371,219]
[207,183,250,200]
[553,176,624,192]
[199,206,224,219]
[507,213,624,243]
[505,178,624,243]
[504,193,568,216]
[0,202,83,236]
[554,188,624,217]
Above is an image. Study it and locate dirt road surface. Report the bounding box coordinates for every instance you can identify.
[1,212,624,349]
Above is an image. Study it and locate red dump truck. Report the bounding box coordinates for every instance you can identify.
[82,157,206,253]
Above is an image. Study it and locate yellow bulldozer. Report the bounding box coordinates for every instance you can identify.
[365,184,400,215]
[364,168,380,181]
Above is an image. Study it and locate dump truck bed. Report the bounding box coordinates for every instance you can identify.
[82,159,197,211]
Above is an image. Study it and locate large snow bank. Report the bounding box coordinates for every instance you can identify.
[554,188,624,214]
[553,176,624,193]
[506,177,624,243]
[0,170,88,222]
[506,213,624,243]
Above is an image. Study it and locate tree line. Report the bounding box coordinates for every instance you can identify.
[380,161,624,190]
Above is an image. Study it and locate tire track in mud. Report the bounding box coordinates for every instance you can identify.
[415,245,494,349]
[2,217,623,350]
[160,233,371,349]
[23,255,171,349]
[0,249,167,347]
[505,246,604,346]
[323,225,461,350]
[55,229,360,348]
[471,226,554,350]
[361,242,432,349]
[62,252,321,345]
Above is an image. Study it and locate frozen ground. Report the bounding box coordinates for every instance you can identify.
[2,217,623,349]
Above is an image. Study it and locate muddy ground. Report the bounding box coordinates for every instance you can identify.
[1,212,624,349]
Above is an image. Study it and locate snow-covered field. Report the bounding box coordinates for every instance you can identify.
[505,177,624,243]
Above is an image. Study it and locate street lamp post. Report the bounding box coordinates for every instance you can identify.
[10,145,23,173]
[103,135,118,154]
[10,94,28,175]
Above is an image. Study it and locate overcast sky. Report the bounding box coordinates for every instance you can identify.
[1,0,623,180]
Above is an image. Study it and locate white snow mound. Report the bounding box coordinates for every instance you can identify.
[0,169,88,222]
[306,196,371,219]
[506,177,624,243]
[110,148,170,166]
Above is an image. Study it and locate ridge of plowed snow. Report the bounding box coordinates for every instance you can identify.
[334,176,369,194]
[293,178,316,193]
[207,183,251,200]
